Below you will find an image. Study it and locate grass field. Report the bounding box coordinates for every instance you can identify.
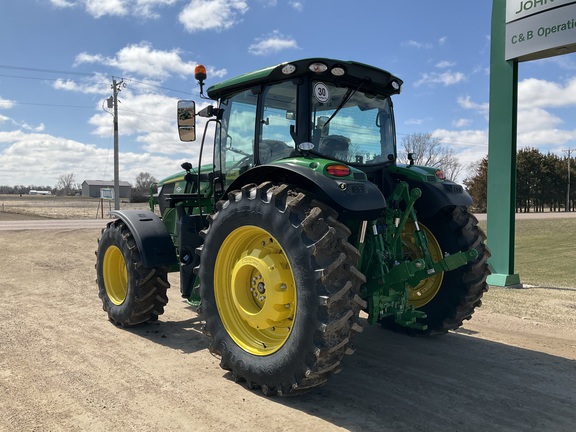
[478,218,575,289]
[0,194,149,219]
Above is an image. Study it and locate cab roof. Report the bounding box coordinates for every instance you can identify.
[206,58,403,100]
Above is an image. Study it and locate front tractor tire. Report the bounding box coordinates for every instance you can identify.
[197,182,365,395]
[397,206,490,335]
[96,220,169,326]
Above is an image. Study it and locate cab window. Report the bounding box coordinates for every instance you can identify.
[311,81,396,165]
[217,89,258,186]
[258,81,297,164]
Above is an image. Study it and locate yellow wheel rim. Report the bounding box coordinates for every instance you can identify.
[103,245,128,305]
[401,220,444,308]
[214,226,296,356]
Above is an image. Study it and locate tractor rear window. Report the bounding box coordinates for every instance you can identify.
[311,81,396,165]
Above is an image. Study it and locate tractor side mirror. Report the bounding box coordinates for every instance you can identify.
[177,100,196,141]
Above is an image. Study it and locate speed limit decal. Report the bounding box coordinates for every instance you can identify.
[314,82,330,103]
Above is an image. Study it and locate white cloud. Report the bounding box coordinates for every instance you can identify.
[248,31,299,56]
[404,118,425,126]
[518,107,562,133]
[74,52,106,65]
[402,40,433,49]
[50,0,178,19]
[457,95,488,113]
[85,0,128,17]
[414,71,466,87]
[515,106,576,148]
[517,128,576,149]
[0,129,188,186]
[178,0,248,33]
[452,76,576,158]
[509,79,576,145]
[403,37,446,49]
[452,118,472,128]
[133,0,178,18]
[52,73,110,95]
[435,61,455,69]
[0,97,15,110]
[74,42,227,80]
[19,122,46,132]
[518,77,576,108]
[0,103,45,131]
[431,128,489,168]
[289,1,303,11]
[88,91,176,140]
[50,0,76,7]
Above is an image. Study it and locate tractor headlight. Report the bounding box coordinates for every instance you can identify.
[281,63,297,75]
[330,65,346,76]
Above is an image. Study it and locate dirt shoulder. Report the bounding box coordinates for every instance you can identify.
[0,210,50,221]
[0,228,574,432]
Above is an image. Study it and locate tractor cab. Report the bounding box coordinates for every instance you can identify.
[178,58,403,188]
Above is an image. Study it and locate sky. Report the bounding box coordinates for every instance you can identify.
[1,0,576,187]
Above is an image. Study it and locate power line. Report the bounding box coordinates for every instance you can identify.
[0,64,195,96]
[0,64,95,76]
[0,73,73,82]
[0,100,95,110]
[124,77,195,96]
[117,100,177,145]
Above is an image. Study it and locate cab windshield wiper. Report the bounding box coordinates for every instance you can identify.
[322,83,363,128]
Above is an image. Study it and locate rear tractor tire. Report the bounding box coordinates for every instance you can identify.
[95,220,170,326]
[197,182,366,395]
[392,205,490,335]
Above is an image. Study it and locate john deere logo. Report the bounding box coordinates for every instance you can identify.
[515,0,555,15]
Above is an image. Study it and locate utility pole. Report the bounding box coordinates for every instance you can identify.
[111,78,123,211]
[562,148,574,212]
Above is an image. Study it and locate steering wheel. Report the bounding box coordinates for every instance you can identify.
[229,155,251,171]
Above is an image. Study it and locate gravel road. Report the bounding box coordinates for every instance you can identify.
[1,226,575,432]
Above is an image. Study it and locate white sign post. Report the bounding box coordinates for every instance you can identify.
[97,188,114,219]
[506,0,576,60]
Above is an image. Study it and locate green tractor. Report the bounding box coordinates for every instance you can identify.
[95,58,490,395]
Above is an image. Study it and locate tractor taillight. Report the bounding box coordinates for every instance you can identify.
[326,164,351,177]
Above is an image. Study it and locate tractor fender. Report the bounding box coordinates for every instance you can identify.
[109,210,178,268]
[226,163,386,220]
[407,180,473,218]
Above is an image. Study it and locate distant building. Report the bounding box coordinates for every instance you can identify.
[82,180,132,199]
[29,190,52,195]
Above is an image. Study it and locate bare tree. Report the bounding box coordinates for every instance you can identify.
[134,172,158,195]
[398,133,463,181]
[56,173,76,196]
